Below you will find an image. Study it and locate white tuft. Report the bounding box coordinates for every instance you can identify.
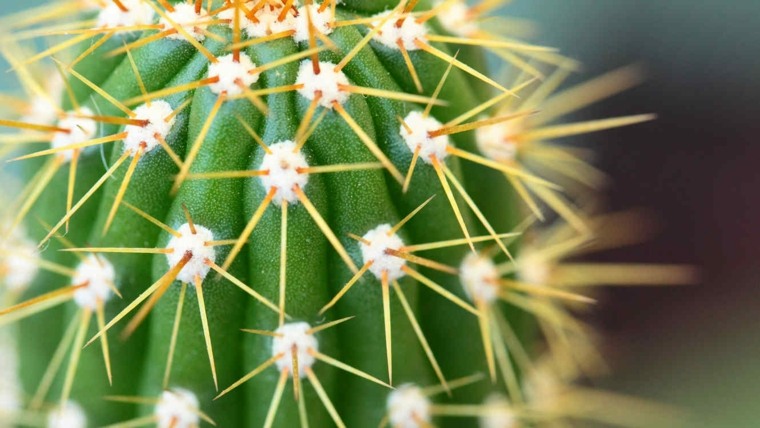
[272,322,318,378]
[516,250,551,285]
[23,96,60,128]
[207,53,259,96]
[435,1,479,38]
[258,141,309,205]
[479,394,517,428]
[219,2,296,38]
[96,0,155,30]
[161,3,209,41]
[400,111,450,163]
[165,223,216,284]
[387,384,431,428]
[72,254,116,311]
[123,100,176,155]
[293,4,334,43]
[21,74,63,126]
[51,108,98,163]
[155,388,200,428]
[1,236,40,293]
[475,119,522,163]
[217,5,252,36]
[459,253,499,304]
[295,60,350,108]
[360,224,406,282]
[371,11,428,51]
[47,401,87,428]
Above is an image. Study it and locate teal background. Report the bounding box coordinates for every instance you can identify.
[1,1,759,426]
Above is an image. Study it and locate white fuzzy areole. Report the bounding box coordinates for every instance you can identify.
[72,254,116,310]
[459,252,499,304]
[272,322,318,378]
[516,250,551,286]
[51,107,98,163]
[294,4,334,42]
[435,0,479,38]
[96,0,155,30]
[475,119,522,163]
[400,111,449,164]
[207,53,259,96]
[295,60,350,108]
[258,141,309,205]
[1,236,40,293]
[387,384,431,428]
[480,394,517,428]
[220,2,297,38]
[371,11,428,51]
[161,3,209,41]
[21,74,63,126]
[47,401,87,428]
[165,223,216,284]
[360,224,406,282]
[23,96,60,128]
[155,388,200,428]
[123,100,176,155]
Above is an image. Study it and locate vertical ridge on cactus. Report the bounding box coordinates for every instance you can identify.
[0,1,696,427]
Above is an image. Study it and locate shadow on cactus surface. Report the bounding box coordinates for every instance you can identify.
[0,1,698,427]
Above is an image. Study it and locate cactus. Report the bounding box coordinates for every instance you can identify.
[0,1,696,427]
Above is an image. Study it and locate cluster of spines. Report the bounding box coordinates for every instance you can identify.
[0,1,695,427]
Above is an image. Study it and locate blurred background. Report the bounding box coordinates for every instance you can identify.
[1,1,758,426]
[507,1,760,427]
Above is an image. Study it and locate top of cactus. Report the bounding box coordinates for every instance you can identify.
[155,388,201,428]
[219,0,297,39]
[386,384,431,428]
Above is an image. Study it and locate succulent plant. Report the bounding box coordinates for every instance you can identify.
[0,1,696,427]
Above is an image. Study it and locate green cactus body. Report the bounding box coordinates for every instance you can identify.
[0,1,694,427]
[1,1,509,425]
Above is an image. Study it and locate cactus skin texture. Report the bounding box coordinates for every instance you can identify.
[0,1,698,427]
